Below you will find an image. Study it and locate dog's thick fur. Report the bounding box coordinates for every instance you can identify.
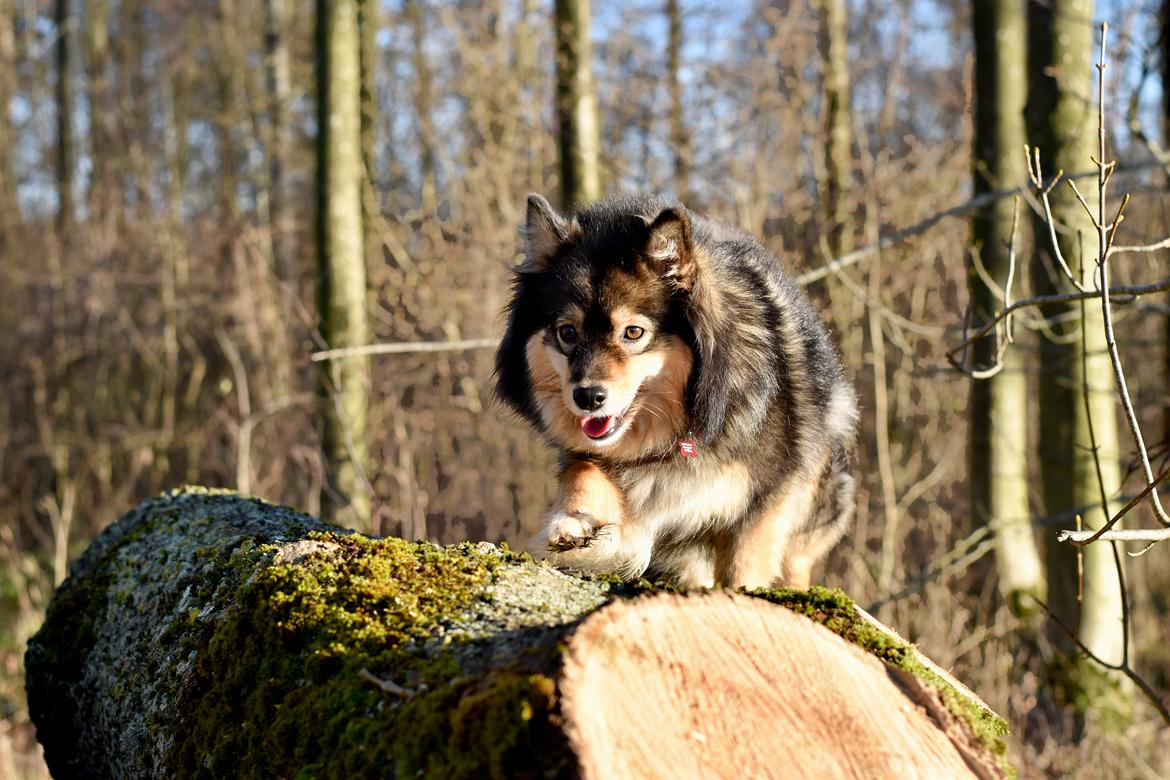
[495,194,859,589]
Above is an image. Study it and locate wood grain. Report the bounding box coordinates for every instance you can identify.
[559,591,1000,780]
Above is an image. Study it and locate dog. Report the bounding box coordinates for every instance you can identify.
[494,193,858,589]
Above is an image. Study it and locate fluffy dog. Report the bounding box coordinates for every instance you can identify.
[495,193,858,589]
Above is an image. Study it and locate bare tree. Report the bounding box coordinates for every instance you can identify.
[970,0,1042,613]
[666,0,689,202]
[554,0,601,206]
[820,0,852,258]
[1025,0,1129,726]
[1162,0,1170,445]
[405,0,438,210]
[0,0,19,222]
[316,0,372,531]
[55,0,73,232]
[265,0,295,289]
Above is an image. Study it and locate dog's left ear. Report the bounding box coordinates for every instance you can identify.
[645,208,697,291]
[520,193,576,273]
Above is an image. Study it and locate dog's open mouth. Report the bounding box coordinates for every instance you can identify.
[580,409,628,441]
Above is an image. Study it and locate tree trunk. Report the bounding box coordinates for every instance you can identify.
[0,0,19,222]
[970,0,1042,614]
[55,0,73,232]
[554,0,600,207]
[316,0,372,532]
[519,0,544,194]
[1161,0,1170,447]
[25,490,1010,779]
[82,0,111,223]
[666,0,689,203]
[1025,0,1129,729]
[405,0,438,211]
[820,0,852,259]
[264,0,296,291]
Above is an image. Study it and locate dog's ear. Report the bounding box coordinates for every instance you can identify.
[520,193,575,272]
[644,207,697,291]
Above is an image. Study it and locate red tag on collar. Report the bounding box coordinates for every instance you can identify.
[677,438,697,458]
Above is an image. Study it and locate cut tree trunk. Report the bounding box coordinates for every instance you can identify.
[25,489,1010,779]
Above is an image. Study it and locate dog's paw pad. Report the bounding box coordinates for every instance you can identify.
[545,512,602,551]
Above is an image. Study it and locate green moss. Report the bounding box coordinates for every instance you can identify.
[172,532,571,779]
[748,586,1012,777]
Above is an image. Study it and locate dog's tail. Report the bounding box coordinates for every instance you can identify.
[784,446,856,586]
[812,447,857,560]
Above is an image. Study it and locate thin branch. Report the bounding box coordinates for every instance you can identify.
[793,161,1160,287]
[357,668,425,698]
[947,277,1170,372]
[1057,527,1170,544]
[1109,236,1170,255]
[1027,594,1170,728]
[1056,460,1170,546]
[1086,25,1170,529]
[311,338,498,362]
[1027,146,1091,292]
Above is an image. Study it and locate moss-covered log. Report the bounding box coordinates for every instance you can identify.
[26,488,1011,779]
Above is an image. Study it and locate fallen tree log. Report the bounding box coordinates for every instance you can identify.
[26,488,1011,779]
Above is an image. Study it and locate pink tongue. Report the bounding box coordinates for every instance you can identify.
[582,416,616,438]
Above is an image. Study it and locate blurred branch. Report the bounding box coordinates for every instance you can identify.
[311,338,499,362]
[946,277,1170,374]
[1028,591,1170,727]
[794,160,1162,287]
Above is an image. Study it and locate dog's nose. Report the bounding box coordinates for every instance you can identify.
[573,386,608,412]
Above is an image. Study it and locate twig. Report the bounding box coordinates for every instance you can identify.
[1080,24,1170,529]
[1026,146,1090,292]
[793,161,1160,287]
[946,277,1170,372]
[312,338,498,362]
[1109,236,1170,255]
[357,668,425,698]
[1027,594,1170,727]
[1056,460,1170,546]
[1057,527,1170,544]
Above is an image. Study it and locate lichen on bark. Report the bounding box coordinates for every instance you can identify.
[26,488,608,778]
[26,487,1011,778]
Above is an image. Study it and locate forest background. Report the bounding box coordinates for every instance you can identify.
[2,0,1170,776]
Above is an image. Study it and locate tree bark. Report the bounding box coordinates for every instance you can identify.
[820,0,852,258]
[82,0,111,222]
[970,0,1042,614]
[0,0,19,222]
[554,0,601,207]
[25,489,1010,779]
[265,0,296,290]
[55,0,73,232]
[666,0,689,203]
[1161,0,1170,447]
[316,0,372,531]
[1025,0,1129,729]
[405,0,438,211]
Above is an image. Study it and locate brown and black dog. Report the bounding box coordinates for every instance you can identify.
[495,194,858,589]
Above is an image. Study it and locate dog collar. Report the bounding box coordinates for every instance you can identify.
[677,434,697,458]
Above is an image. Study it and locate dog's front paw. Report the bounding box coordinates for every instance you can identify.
[545,511,605,552]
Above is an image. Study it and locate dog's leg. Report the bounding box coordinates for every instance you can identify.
[714,474,820,590]
[539,461,625,552]
[646,541,715,589]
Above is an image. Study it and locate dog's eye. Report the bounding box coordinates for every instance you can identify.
[623,325,646,341]
[556,324,578,345]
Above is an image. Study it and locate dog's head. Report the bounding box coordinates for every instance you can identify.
[495,194,707,459]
